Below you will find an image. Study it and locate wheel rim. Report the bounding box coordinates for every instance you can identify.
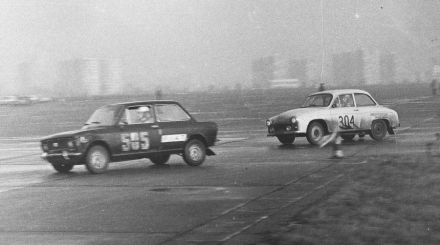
[373,122,385,136]
[312,126,323,141]
[189,144,202,161]
[91,151,106,169]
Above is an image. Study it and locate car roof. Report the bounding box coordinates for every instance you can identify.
[110,100,180,107]
[310,89,371,96]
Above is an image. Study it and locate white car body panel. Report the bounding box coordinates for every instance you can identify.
[267,89,399,138]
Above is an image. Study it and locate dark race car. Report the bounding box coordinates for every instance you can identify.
[41,100,218,174]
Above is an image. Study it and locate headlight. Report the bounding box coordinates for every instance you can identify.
[42,143,48,151]
[75,136,89,146]
[266,120,272,126]
[67,140,74,148]
[291,117,297,124]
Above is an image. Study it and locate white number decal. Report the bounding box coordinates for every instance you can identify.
[140,132,150,150]
[121,131,149,151]
[130,132,140,150]
[338,115,355,129]
[121,134,131,151]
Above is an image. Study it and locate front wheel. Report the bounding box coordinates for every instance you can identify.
[276,135,295,145]
[183,139,206,166]
[149,154,170,165]
[369,120,387,141]
[306,121,325,145]
[85,145,110,174]
[50,162,73,173]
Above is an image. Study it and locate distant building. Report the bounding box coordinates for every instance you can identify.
[269,79,301,88]
[379,53,395,84]
[287,59,308,86]
[57,58,123,97]
[100,59,123,95]
[251,56,274,88]
[251,56,310,89]
[332,49,365,86]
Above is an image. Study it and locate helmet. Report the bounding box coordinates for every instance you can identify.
[137,106,150,113]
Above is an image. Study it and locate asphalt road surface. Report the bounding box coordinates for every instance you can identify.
[0,96,439,245]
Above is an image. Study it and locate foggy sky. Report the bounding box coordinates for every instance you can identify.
[1,0,439,93]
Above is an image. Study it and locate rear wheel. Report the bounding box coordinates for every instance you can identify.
[369,120,387,141]
[276,135,295,145]
[149,154,170,165]
[85,145,110,174]
[306,121,325,145]
[183,139,206,166]
[50,162,73,173]
[341,134,355,141]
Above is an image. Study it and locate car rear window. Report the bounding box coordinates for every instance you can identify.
[355,93,376,106]
[155,104,191,122]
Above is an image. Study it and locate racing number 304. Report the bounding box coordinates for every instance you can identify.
[338,115,355,129]
[121,132,149,151]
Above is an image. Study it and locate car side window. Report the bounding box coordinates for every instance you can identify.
[354,93,376,106]
[125,105,154,124]
[331,97,341,108]
[337,94,354,107]
[155,104,191,122]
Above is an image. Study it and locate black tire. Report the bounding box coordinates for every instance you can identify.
[306,121,325,145]
[369,120,387,141]
[50,162,73,173]
[149,154,170,165]
[341,134,355,141]
[183,139,206,166]
[276,135,295,145]
[85,145,110,174]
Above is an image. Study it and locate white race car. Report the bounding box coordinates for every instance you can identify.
[266,89,400,145]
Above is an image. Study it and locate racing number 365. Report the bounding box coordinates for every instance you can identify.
[121,132,149,151]
[338,115,355,129]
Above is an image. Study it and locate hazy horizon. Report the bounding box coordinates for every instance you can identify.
[0,0,439,95]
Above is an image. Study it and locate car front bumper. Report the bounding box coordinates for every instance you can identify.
[41,151,83,164]
[267,122,301,136]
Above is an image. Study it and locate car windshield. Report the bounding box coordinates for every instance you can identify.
[84,105,119,127]
[301,94,333,107]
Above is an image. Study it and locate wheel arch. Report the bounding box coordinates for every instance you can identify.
[372,118,394,134]
[187,134,208,147]
[85,140,112,159]
[186,134,215,156]
[307,119,329,134]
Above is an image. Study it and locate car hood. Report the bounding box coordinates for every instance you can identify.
[269,107,323,124]
[41,126,106,141]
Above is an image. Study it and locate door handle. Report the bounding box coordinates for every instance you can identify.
[354,109,359,111]
[151,125,159,128]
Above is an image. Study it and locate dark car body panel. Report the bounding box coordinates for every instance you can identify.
[41,100,218,165]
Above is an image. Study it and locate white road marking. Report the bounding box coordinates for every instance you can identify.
[396,127,411,132]
[423,117,434,122]
[216,137,247,145]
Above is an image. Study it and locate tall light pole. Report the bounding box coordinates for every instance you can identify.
[320,0,325,85]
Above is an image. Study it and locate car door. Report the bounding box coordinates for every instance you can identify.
[113,105,161,158]
[330,93,362,132]
[153,103,193,151]
[353,92,378,129]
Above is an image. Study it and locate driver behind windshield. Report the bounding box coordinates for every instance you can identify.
[136,106,154,123]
